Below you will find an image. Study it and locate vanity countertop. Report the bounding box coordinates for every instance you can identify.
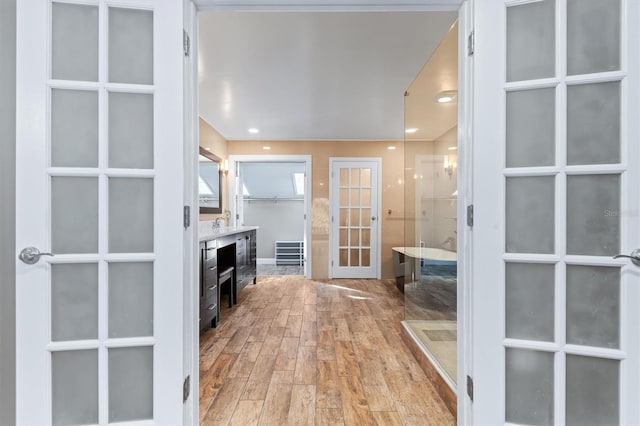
[198,221,259,242]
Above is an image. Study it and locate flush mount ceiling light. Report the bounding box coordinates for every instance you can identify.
[262,146,271,150]
[248,128,259,134]
[387,146,397,150]
[405,128,418,134]
[448,146,458,151]
[436,90,457,103]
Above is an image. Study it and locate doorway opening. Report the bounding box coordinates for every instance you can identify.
[229,155,312,278]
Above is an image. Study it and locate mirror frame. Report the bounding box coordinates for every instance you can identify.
[199,147,223,214]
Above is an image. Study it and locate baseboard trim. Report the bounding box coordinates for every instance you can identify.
[400,321,457,418]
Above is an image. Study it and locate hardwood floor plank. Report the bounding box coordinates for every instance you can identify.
[285,314,303,338]
[300,320,318,346]
[332,318,350,342]
[315,408,345,426]
[335,340,360,377]
[303,303,317,322]
[287,384,316,425]
[371,411,403,426]
[363,385,395,412]
[339,375,373,426]
[258,383,293,425]
[275,336,300,371]
[201,378,247,425]
[229,399,264,426]
[222,326,252,354]
[242,355,277,400]
[228,341,263,379]
[294,344,317,385]
[316,359,342,409]
[272,309,291,328]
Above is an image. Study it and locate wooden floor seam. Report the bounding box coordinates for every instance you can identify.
[199,275,455,426]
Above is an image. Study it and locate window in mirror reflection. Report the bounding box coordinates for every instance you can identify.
[199,154,221,212]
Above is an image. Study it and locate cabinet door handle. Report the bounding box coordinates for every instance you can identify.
[208,285,217,291]
[209,266,216,271]
[207,304,216,311]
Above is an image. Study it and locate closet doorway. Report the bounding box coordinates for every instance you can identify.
[228,155,312,278]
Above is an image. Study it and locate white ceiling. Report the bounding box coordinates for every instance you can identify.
[241,162,306,198]
[197,11,457,140]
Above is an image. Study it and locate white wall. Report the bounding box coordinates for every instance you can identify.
[243,200,304,258]
[0,0,16,423]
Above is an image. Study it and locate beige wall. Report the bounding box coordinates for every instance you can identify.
[228,139,405,280]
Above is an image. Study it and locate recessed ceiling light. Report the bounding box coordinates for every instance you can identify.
[248,128,259,134]
[262,146,271,150]
[387,146,397,150]
[448,147,458,151]
[405,128,418,134]
[436,90,457,103]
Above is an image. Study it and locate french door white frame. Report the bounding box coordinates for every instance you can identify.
[328,157,382,279]
[228,155,313,279]
[15,0,187,424]
[472,0,640,424]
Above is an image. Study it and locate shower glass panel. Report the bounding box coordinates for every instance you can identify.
[402,22,458,387]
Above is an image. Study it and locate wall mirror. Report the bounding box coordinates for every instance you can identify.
[199,147,222,214]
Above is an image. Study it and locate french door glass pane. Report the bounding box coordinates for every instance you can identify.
[505,263,555,342]
[566,355,619,425]
[51,263,98,342]
[52,350,99,426]
[109,262,154,338]
[567,0,621,76]
[566,174,620,256]
[52,177,99,254]
[109,346,153,422]
[566,265,620,349]
[51,89,99,167]
[52,3,98,82]
[108,8,153,85]
[109,178,154,253]
[567,82,621,165]
[505,348,554,425]
[505,176,555,254]
[506,88,555,168]
[109,92,154,169]
[506,0,555,82]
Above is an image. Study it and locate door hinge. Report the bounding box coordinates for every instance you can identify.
[331,260,334,267]
[183,375,191,403]
[466,204,474,228]
[183,30,190,57]
[467,31,474,56]
[183,206,191,229]
[466,375,474,401]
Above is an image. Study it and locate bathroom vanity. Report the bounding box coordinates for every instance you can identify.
[199,223,258,331]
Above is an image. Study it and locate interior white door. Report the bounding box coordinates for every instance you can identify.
[330,158,381,279]
[472,0,640,424]
[15,1,185,424]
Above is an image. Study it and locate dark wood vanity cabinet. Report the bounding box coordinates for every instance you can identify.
[199,229,257,332]
[199,241,219,331]
[235,230,257,292]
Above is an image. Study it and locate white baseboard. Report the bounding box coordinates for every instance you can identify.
[257,258,276,265]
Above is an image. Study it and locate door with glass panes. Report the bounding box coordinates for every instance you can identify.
[330,158,381,279]
[472,0,640,424]
[15,1,185,424]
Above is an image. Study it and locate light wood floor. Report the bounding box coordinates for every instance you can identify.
[199,275,455,425]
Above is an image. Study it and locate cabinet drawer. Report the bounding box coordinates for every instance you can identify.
[202,281,218,302]
[204,263,218,284]
[199,303,217,329]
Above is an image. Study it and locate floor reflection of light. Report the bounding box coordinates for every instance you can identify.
[347,295,371,300]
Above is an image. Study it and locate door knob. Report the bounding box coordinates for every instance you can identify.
[613,248,640,267]
[19,247,55,265]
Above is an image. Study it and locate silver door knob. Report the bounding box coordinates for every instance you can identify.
[19,247,55,265]
[613,248,640,267]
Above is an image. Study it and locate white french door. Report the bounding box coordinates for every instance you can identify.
[472,0,640,424]
[15,1,185,424]
[329,158,381,279]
